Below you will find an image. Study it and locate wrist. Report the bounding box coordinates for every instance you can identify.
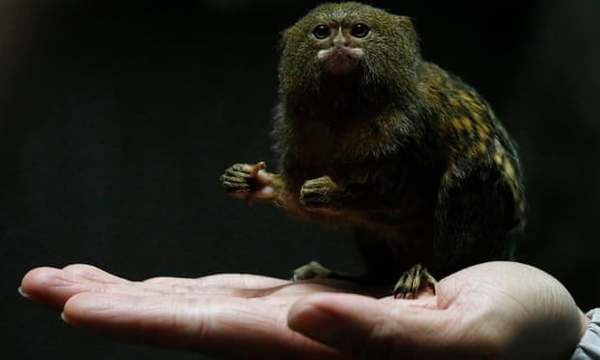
[579,309,591,339]
[570,308,600,360]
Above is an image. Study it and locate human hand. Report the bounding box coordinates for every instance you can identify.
[19,264,366,359]
[287,262,588,359]
[20,262,587,359]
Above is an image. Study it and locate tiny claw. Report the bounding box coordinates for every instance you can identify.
[392,264,437,299]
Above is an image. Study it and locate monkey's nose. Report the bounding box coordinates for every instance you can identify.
[332,28,348,47]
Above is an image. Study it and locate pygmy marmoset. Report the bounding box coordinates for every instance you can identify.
[220,2,525,298]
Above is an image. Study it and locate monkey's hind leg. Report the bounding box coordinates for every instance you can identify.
[393,264,437,299]
[292,261,365,283]
[292,261,333,282]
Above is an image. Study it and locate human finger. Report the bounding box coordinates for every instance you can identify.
[144,273,290,291]
[63,292,345,359]
[287,293,462,359]
[20,265,127,310]
[20,265,181,309]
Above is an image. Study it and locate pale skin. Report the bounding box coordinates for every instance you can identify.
[20,262,587,359]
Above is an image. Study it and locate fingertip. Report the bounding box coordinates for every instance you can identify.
[62,292,90,324]
[288,293,381,343]
[63,292,140,329]
[288,293,335,317]
[287,294,326,332]
[20,267,66,299]
[65,292,126,315]
[63,292,161,343]
[22,266,58,285]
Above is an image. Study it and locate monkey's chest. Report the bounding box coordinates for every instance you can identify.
[284,152,436,219]
[285,154,391,194]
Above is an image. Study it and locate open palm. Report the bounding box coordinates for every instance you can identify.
[20,262,585,359]
[20,265,371,359]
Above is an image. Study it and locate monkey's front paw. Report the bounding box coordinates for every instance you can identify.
[393,264,437,299]
[300,176,339,208]
[220,162,265,194]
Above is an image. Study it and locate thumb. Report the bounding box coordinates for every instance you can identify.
[287,293,450,358]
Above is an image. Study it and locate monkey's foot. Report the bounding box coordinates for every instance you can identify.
[220,162,278,202]
[292,261,334,282]
[393,264,437,299]
[300,176,339,208]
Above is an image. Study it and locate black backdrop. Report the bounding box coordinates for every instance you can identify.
[2,1,599,359]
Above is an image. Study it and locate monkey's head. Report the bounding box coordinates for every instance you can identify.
[279,2,421,100]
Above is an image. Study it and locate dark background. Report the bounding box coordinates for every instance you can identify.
[2,1,599,359]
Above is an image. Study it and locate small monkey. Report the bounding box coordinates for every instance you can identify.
[221,2,524,298]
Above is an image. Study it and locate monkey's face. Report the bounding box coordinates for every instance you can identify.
[279,2,421,96]
[311,22,369,76]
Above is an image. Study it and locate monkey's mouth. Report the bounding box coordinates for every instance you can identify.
[317,47,365,75]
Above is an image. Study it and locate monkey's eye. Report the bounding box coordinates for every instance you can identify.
[312,24,331,39]
[351,23,371,38]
